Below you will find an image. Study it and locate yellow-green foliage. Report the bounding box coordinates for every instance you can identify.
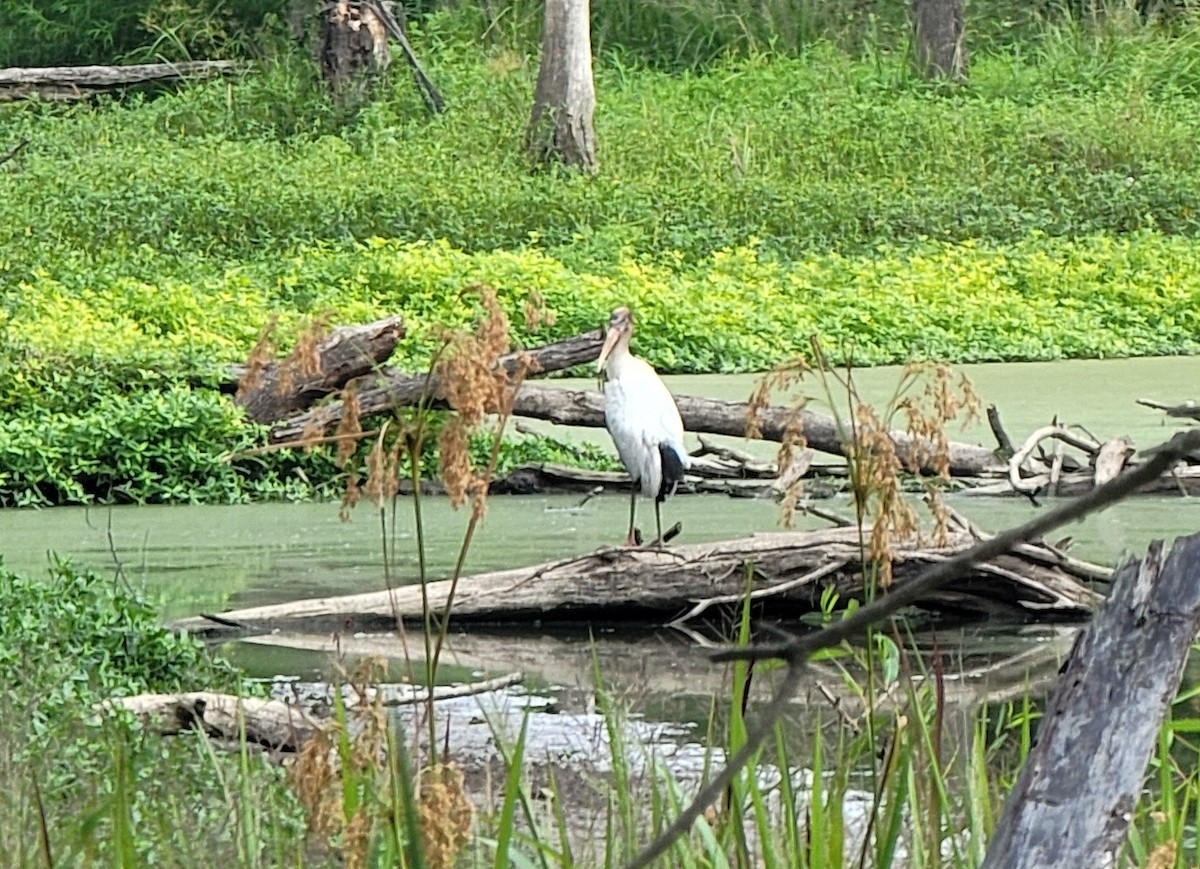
[16,232,1193,383]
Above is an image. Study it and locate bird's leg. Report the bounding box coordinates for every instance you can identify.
[653,500,665,549]
[625,487,639,547]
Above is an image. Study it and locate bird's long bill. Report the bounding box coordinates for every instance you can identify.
[596,326,621,373]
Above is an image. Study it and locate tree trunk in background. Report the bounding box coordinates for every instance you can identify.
[911,0,968,80]
[320,0,391,94]
[527,0,597,172]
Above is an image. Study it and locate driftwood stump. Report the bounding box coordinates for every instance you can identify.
[982,532,1200,868]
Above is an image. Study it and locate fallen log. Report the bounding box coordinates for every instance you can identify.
[98,692,323,752]
[235,315,405,423]
[98,671,526,752]
[172,526,1105,638]
[982,532,1200,869]
[271,670,524,712]
[269,343,1006,477]
[0,61,240,102]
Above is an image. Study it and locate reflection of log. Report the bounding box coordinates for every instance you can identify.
[0,62,239,102]
[236,315,405,423]
[982,533,1200,868]
[240,625,1077,712]
[99,692,323,752]
[173,527,1105,637]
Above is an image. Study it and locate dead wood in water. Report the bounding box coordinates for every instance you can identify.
[1136,397,1200,422]
[172,526,1104,638]
[235,315,405,423]
[99,672,525,752]
[0,61,240,101]
[982,532,1200,869]
[266,324,1005,478]
[267,328,606,439]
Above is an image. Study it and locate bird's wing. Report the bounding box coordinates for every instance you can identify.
[627,359,688,464]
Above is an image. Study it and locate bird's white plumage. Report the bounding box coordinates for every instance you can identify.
[603,351,688,499]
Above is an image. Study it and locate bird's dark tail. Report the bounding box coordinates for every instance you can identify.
[657,445,686,503]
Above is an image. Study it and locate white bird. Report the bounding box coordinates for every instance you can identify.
[596,306,689,547]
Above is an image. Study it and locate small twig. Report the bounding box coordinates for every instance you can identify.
[800,501,854,528]
[573,485,604,508]
[624,428,1200,869]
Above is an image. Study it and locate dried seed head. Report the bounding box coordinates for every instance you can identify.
[363,428,398,508]
[523,289,557,331]
[237,315,280,400]
[418,763,474,869]
[335,388,363,467]
[438,417,473,509]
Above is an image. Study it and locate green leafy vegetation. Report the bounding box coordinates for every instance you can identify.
[0,559,309,864]
[3,9,1200,505]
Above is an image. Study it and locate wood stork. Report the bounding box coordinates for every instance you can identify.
[596,306,688,546]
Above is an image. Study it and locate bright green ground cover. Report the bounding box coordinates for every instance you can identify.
[3,17,1200,504]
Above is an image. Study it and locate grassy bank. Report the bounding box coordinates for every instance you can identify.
[3,16,1200,504]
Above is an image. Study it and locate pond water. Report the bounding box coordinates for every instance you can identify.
[1,356,1198,686]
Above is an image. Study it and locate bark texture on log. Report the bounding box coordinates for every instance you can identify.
[982,533,1200,869]
[236,315,404,424]
[267,329,605,439]
[0,61,239,102]
[100,692,323,752]
[912,0,968,80]
[173,527,1104,637]
[527,0,597,171]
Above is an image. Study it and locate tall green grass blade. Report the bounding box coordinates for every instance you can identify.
[494,713,531,869]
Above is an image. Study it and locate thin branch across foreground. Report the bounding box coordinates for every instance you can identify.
[626,427,1200,869]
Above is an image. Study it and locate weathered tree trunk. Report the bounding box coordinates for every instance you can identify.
[982,532,1200,868]
[235,315,404,424]
[911,0,968,80]
[527,0,597,171]
[172,527,1103,637]
[0,62,239,102]
[320,0,391,93]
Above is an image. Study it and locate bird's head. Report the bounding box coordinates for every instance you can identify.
[596,306,634,373]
